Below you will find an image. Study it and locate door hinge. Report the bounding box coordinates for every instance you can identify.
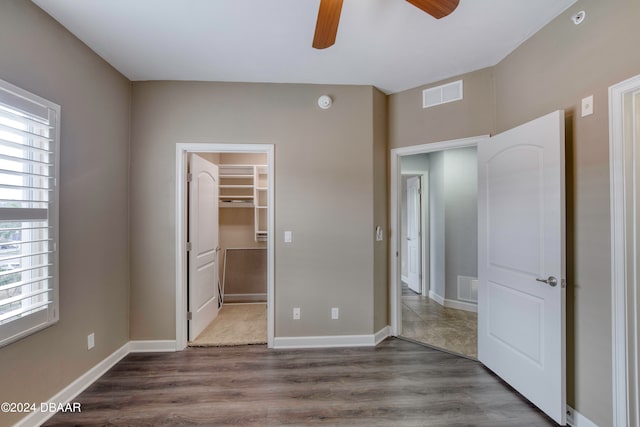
[187,311,193,321]
[187,173,193,182]
[186,242,192,251]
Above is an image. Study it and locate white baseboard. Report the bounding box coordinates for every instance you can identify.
[129,340,177,353]
[14,342,130,427]
[374,326,390,345]
[567,405,598,427]
[429,290,445,306]
[444,298,477,313]
[401,275,409,284]
[274,330,389,349]
[224,293,267,303]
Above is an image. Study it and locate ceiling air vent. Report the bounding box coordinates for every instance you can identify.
[422,80,463,109]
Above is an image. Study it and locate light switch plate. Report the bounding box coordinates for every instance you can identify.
[331,307,339,319]
[581,95,594,117]
[284,231,292,243]
[376,226,383,241]
[293,307,300,320]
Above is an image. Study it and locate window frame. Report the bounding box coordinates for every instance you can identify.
[0,78,60,348]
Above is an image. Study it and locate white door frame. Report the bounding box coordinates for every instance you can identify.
[175,143,275,350]
[609,74,640,427]
[389,135,489,336]
[401,171,429,297]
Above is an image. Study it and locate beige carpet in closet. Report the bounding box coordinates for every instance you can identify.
[190,303,267,347]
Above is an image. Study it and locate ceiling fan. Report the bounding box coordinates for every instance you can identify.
[313,0,460,49]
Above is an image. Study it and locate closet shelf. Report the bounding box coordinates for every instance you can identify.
[216,163,268,241]
[220,174,253,178]
[220,201,254,208]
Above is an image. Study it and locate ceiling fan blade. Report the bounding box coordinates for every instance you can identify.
[406,0,460,19]
[312,0,343,49]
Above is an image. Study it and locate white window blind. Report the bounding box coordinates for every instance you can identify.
[0,79,59,348]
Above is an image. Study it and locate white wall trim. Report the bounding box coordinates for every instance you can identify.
[389,135,489,337]
[567,405,598,427]
[444,298,477,313]
[129,340,177,353]
[14,343,130,427]
[175,143,275,350]
[223,293,267,303]
[429,290,445,306]
[374,326,391,345]
[274,332,386,349]
[609,74,640,427]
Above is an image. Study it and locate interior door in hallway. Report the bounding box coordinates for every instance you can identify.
[406,176,421,294]
[478,110,566,425]
[188,154,220,341]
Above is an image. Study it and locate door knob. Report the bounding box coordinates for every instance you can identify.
[536,276,558,287]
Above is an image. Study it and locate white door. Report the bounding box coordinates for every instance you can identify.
[188,154,220,341]
[406,176,421,294]
[478,110,566,425]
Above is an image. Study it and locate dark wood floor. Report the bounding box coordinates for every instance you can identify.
[45,338,557,426]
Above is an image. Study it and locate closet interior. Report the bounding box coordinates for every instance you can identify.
[189,152,268,346]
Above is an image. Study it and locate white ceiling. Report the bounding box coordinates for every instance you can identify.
[32,0,577,94]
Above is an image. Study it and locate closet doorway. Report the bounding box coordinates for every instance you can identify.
[175,144,274,351]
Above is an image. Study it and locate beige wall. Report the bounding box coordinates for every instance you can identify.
[494,0,640,425]
[0,1,131,425]
[130,82,383,339]
[219,152,267,165]
[389,67,495,149]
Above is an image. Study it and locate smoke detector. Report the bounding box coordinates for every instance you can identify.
[317,95,332,109]
[571,11,586,25]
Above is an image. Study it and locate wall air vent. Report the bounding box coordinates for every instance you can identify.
[457,276,478,303]
[422,80,463,109]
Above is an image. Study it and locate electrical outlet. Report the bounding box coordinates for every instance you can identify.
[331,307,339,320]
[293,307,300,320]
[87,333,95,350]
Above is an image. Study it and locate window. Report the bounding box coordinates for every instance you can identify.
[0,78,60,347]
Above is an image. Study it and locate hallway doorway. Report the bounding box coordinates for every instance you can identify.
[391,136,486,358]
